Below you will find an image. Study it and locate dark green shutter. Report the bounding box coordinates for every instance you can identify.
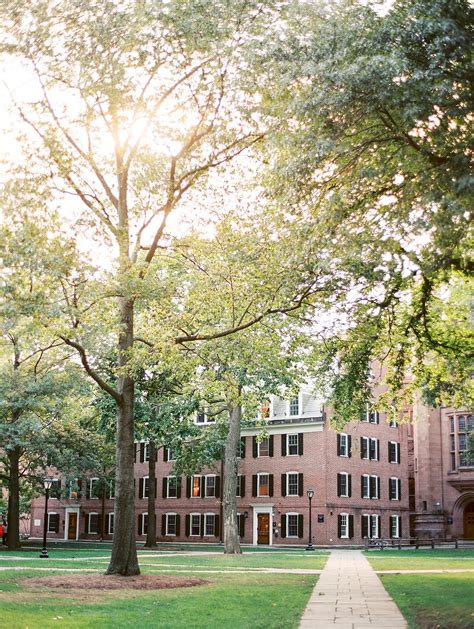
[177,477,181,499]
[176,514,181,537]
[281,434,287,456]
[337,515,342,538]
[298,514,304,538]
[139,478,144,499]
[138,514,142,536]
[86,481,91,500]
[240,437,246,458]
[348,435,352,458]
[298,473,304,497]
[361,515,368,538]
[361,437,367,459]
[361,476,365,498]
[349,515,354,539]
[200,514,205,537]
[399,518,402,537]
[337,473,341,497]
[134,443,137,463]
[398,479,401,500]
[298,433,304,455]
[186,477,191,498]
[397,443,401,464]
[140,443,145,463]
[161,514,166,535]
[215,514,220,537]
[185,514,190,536]
[215,476,221,498]
[239,514,245,538]
[269,435,274,457]
[370,476,376,499]
[337,433,341,455]
[348,474,352,497]
[269,474,274,497]
[252,475,257,497]
[240,475,245,498]
[200,476,206,498]
[252,437,258,458]
[163,447,168,462]
[377,477,380,499]
[281,474,287,497]
[281,514,287,538]
[162,477,167,498]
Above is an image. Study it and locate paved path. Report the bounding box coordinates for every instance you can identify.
[299,550,407,629]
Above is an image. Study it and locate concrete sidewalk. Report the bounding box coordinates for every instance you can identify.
[299,550,407,629]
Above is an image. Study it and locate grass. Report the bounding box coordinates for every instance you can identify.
[380,572,474,629]
[365,548,474,571]
[0,548,324,628]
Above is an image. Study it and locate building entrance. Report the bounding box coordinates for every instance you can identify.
[257,513,270,544]
[464,502,474,539]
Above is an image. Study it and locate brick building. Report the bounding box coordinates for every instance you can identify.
[29,388,473,545]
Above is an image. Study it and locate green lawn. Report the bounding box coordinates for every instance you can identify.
[380,572,474,629]
[365,549,474,571]
[0,567,317,629]
[0,549,325,628]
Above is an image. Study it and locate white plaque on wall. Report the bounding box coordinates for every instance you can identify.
[34,519,41,526]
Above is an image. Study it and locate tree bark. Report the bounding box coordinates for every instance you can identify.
[223,404,242,554]
[7,446,21,550]
[145,441,157,547]
[106,297,139,575]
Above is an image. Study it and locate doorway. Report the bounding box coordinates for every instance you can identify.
[65,509,79,540]
[464,502,474,539]
[257,513,270,544]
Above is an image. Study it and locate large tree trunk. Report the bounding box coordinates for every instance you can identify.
[223,404,242,554]
[106,297,139,575]
[7,446,21,550]
[145,441,157,547]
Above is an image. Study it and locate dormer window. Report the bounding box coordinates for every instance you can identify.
[289,396,299,416]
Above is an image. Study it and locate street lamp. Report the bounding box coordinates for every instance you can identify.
[306,488,315,551]
[40,478,53,559]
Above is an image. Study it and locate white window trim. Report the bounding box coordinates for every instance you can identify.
[390,514,401,538]
[257,437,270,457]
[204,474,216,498]
[141,512,148,536]
[89,477,100,499]
[390,477,400,501]
[339,433,349,457]
[88,512,99,534]
[142,475,149,499]
[286,471,299,497]
[166,512,177,536]
[339,512,349,539]
[339,472,350,498]
[166,475,177,499]
[190,512,201,536]
[204,512,216,537]
[287,393,301,417]
[286,512,299,538]
[287,433,299,456]
[371,475,380,500]
[107,513,114,535]
[167,447,175,461]
[191,475,202,498]
[257,472,270,497]
[47,512,59,533]
[195,411,215,424]
[370,514,380,539]
[362,474,370,499]
[389,441,400,463]
[143,442,150,462]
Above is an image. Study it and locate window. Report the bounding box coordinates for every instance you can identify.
[166,513,177,536]
[337,433,350,457]
[236,475,244,498]
[69,479,80,500]
[47,513,59,533]
[361,514,380,539]
[204,514,215,536]
[107,479,115,499]
[141,476,150,499]
[258,438,270,457]
[338,513,349,538]
[205,475,216,497]
[288,434,299,455]
[88,513,99,534]
[167,476,178,498]
[287,473,299,496]
[448,414,473,469]
[196,411,214,424]
[87,478,100,499]
[49,479,61,499]
[369,475,380,499]
[108,513,114,535]
[139,513,148,536]
[289,396,300,416]
[190,514,201,536]
[143,443,150,462]
[337,472,351,498]
[389,410,399,428]
[389,477,401,501]
[361,437,379,461]
[258,474,270,497]
[260,400,271,419]
[388,441,400,464]
[192,476,201,498]
[361,474,370,499]
[287,513,299,537]
[167,448,175,461]
[390,515,401,539]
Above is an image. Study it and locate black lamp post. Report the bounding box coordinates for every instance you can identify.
[39,478,53,559]
[306,488,315,551]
